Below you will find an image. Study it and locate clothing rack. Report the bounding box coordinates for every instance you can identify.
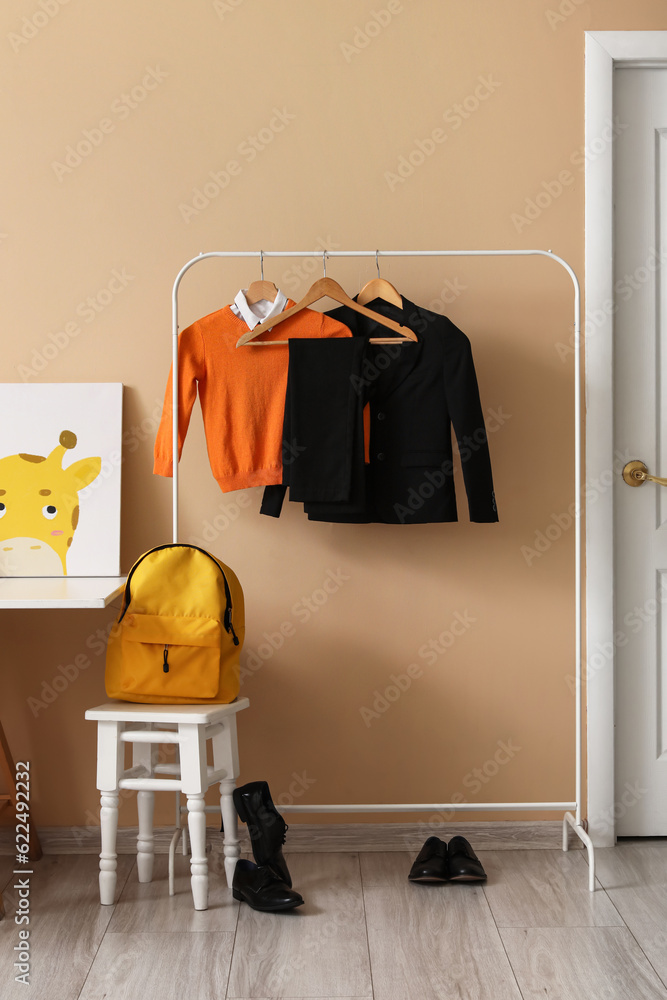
[170,248,595,890]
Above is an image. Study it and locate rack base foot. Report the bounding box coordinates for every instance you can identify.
[563,811,596,891]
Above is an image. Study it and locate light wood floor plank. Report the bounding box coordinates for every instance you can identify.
[482,849,623,927]
[0,854,134,1000]
[227,853,372,999]
[501,926,667,999]
[107,852,240,934]
[592,844,667,983]
[78,931,233,1000]
[605,882,667,986]
[594,842,667,888]
[363,855,522,1000]
[360,850,413,885]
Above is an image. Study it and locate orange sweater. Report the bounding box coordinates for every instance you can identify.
[154,302,351,492]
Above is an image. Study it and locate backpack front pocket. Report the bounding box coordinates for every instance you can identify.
[119,614,221,699]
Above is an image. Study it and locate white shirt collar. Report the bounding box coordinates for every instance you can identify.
[231,287,288,329]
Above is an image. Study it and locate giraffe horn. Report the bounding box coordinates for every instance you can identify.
[47,430,77,467]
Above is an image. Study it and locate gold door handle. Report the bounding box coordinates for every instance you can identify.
[622,460,667,487]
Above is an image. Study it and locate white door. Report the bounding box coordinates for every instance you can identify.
[614,66,667,836]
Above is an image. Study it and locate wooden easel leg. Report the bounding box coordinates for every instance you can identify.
[0,721,42,862]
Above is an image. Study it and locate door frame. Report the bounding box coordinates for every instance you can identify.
[585,31,667,847]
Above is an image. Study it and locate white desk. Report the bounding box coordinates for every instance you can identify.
[0,577,125,609]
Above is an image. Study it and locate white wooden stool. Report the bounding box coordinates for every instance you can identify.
[85,699,249,911]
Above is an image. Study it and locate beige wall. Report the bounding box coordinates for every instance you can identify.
[2,1,666,833]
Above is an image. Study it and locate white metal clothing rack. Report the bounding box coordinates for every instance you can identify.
[170,248,595,890]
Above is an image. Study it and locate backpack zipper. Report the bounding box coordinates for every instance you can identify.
[163,644,170,673]
[119,544,239,644]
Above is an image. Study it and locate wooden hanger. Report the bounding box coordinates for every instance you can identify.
[357,277,402,308]
[236,276,417,347]
[244,280,278,305]
[244,251,278,305]
[357,251,403,308]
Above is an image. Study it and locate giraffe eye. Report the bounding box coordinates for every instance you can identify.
[42,504,57,520]
[0,503,5,518]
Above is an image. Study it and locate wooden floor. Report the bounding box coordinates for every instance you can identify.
[1,842,666,998]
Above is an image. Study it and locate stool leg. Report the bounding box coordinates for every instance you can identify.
[136,791,155,883]
[219,778,240,888]
[211,717,241,888]
[99,790,119,905]
[96,720,123,906]
[133,724,156,883]
[186,793,208,910]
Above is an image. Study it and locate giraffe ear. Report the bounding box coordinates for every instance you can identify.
[67,456,102,491]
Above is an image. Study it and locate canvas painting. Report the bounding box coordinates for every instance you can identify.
[0,383,123,577]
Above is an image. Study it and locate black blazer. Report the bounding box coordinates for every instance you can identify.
[311,296,499,524]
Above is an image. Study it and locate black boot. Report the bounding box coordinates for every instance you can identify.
[232,859,303,912]
[233,780,292,887]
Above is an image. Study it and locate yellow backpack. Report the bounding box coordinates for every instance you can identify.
[105,544,245,704]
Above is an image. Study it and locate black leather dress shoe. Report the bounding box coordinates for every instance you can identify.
[233,780,292,887]
[447,836,487,881]
[232,859,304,912]
[408,836,449,883]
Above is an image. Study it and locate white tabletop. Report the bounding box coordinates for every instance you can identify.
[0,576,125,609]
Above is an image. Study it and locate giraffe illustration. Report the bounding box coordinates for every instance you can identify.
[0,430,101,576]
